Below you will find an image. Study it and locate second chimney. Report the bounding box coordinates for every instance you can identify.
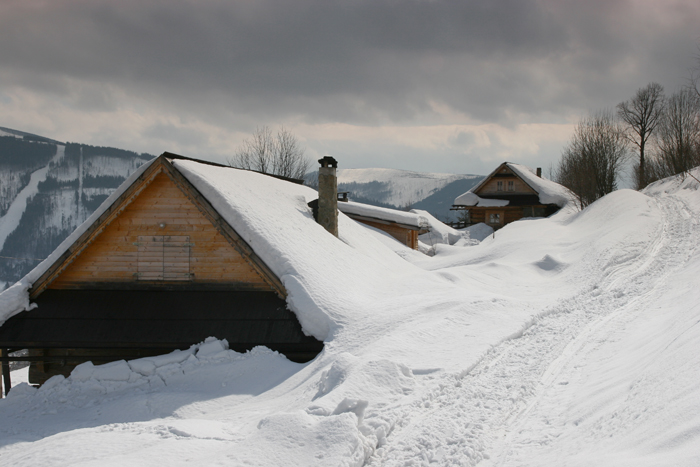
[317,156,338,237]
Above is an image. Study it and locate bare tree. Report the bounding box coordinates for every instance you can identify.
[648,89,700,180]
[555,110,630,209]
[229,126,311,180]
[617,82,665,189]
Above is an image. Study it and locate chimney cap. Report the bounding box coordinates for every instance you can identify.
[318,156,338,168]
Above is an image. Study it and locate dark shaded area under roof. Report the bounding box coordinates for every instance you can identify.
[0,289,323,360]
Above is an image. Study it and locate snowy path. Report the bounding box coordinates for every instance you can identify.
[366,193,699,466]
[0,145,64,252]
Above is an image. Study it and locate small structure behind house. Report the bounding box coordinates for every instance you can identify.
[337,198,429,250]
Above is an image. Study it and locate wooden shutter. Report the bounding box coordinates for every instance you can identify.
[137,236,192,281]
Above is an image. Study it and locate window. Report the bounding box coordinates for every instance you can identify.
[507,181,514,192]
[137,235,192,281]
[488,213,501,225]
[497,181,503,191]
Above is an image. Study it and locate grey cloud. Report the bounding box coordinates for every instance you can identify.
[1,0,699,132]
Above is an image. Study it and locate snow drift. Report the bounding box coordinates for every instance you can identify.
[1,165,699,467]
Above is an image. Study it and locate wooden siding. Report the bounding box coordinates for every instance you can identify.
[358,219,418,249]
[477,175,536,196]
[49,172,273,290]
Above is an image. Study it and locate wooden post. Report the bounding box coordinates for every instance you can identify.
[1,349,10,397]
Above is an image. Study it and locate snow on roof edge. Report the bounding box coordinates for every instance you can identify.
[338,201,429,229]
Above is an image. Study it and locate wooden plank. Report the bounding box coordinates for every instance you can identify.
[1,349,11,396]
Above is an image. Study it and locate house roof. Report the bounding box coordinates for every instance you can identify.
[338,201,429,231]
[453,162,576,208]
[0,153,416,342]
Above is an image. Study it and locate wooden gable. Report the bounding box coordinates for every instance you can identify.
[475,164,537,197]
[30,156,286,299]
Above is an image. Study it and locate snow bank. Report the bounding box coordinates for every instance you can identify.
[338,201,428,229]
[643,166,700,198]
[462,222,494,242]
[411,209,465,246]
[0,158,157,326]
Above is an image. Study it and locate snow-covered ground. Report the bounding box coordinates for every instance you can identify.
[1,167,698,466]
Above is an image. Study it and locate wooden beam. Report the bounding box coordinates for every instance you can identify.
[1,349,11,396]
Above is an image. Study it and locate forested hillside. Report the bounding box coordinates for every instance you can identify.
[0,129,153,289]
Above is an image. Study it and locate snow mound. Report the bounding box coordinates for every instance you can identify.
[411,209,464,246]
[643,166,700,197]
[462,222,494,242]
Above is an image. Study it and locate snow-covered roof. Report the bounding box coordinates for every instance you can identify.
[453,162,576,209]
[338,201,429,229]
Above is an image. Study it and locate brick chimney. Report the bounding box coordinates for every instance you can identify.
[317,156,338,236]
[536,167,542,177]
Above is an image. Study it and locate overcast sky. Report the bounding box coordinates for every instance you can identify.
[1,0,699,176]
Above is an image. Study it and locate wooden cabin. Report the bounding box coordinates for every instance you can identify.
[0,153,323,386]
[336,198,429,250]
[451,162,562,230]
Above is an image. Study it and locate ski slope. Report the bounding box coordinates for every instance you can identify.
[1,169,699,466]
[0,145,65,252]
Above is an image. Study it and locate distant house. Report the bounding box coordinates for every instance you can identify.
[451,162,573,230]
[337,197,429,250]
[0,153,323,386]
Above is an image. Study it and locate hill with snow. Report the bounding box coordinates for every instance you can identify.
[308,167,483,221]
[1,164,698,466]
[0,128,152,289]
